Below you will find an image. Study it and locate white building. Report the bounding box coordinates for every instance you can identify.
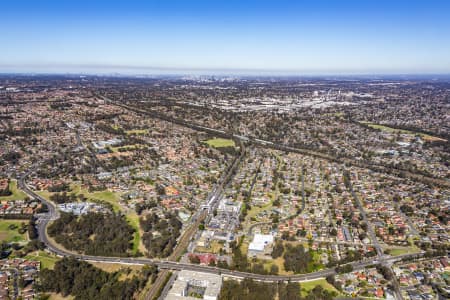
[165,270,222,300]
[247,234,274,258]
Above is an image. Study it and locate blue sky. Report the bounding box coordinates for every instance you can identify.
[1,0,450,74]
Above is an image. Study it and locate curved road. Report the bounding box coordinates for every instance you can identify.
[17,169,425,284]
[15,99,430,289]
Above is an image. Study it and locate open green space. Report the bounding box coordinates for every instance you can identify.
[110,144,147,153]
[38,184,123,212]
[37,184,143,255]
[125,129,148,135]
[243,201,273,232]
[300,279,340,297]
[0,219,28,243]
[25,250,60,270]
[0,180,27,201]
[70,186,142,254]
[204,138,236,148]
[388,246,420,256]
[389,248,412,256]
[361,122,446,142]
[48,293,74,300]
[247,201,272,220]
[126,212,143,255]
[262,256,291,275]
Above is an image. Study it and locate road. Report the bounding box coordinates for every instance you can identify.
[247,166,306,237]
[18,166,427,295]
[14,99,430,300]
[18,170,59,252]
[135,144,245,299]
[346,173,383,258]
[346,171,404,300]
[144,209,208,300]
[107,98,450,189]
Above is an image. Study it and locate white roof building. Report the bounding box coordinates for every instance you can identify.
[165,270,222,300]
[248,234,274,257]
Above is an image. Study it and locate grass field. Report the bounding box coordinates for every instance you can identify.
[300,279,339,297]
[0,180,27,201]
[110,144,147,153]
[0,219,28,243]
[52,184,123,212]
[361,122,446,142]
[25,251,60,269]
[126,211,144,255]
[262,256,291,275]
[195,240,224,254]
[204,138,235,148]
[240,238,293,276]
[48,293,74,300]
[37,184,143,255]
[125,129,148,135]
[90,261,142,273]
[243,201,272,232]
[388,246,420,256]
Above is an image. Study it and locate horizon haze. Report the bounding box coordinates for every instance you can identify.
[2,0,450,75]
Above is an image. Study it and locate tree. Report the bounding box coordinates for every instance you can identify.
[271,240,284,258]
[335,264,353,274]
[28,219,38,240]
[189,254,200,264]
[37,257,157,299]
[140,212,182,258]
[47,212,135,257]
[270,264,279,275]
[283,244,312,274]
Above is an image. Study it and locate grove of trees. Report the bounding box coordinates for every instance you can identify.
[283,244,312,273]
[47,212,135,256]
[38,257,158,300]
[140,212,182,258]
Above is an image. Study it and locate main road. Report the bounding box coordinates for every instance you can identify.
[14,98,429,299]
[17,154,426,287]
[107,98,450,189]
[346,171,404,300]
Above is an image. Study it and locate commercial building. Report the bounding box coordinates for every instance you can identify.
[165,270,222,300]
[247,233,274,258]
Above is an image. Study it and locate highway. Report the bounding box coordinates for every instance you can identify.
[13,99,431,300]
[17,165,426,287]
[108,98,450,189]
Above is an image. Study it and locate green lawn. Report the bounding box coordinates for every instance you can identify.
[110,144,147,153]
[204,138,236,148]
[0,219,28,243]
[82,189,122,212]
[388,246,420,256]
[126,212,142,255]
[361,122,446,142]
[244,201,272,231]
[300,279,340,297]
[36,190,53,201]
[39,184,123,212]
[37,184,142,255]
[25,250,60,270]
[125,129,148,135]
[0,180,27,201]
